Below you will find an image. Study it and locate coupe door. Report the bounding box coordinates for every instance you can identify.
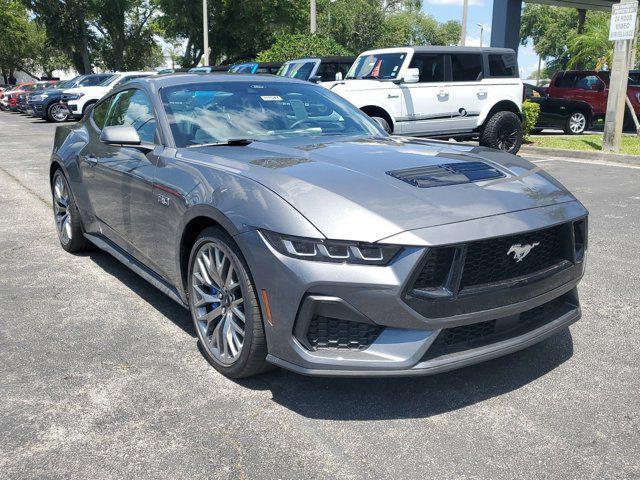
[79,88,160,263]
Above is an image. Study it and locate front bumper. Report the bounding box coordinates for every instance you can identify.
[62,101,81,117]
[235,201,588,377]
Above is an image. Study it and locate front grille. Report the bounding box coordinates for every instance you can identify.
[460,224,567,288]
[306,316,382,351]
[411,224,570,293]
[421,293,575,362]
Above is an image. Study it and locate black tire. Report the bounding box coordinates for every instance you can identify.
[564,111,587,135]
[187,227,269,378]
[51,169,89,253]
[480,111,523,154]
[371,116,392,133]
[46,102,69,123]
[82,101,96,117]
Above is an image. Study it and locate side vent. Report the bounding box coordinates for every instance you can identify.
[387,161,505,188]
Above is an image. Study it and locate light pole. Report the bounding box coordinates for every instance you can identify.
[202,0,209,66]
[477,23,486,47]
[459,0,468,46]
[310,0,317,33]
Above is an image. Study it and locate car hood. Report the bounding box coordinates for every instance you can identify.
[188,136,576,242]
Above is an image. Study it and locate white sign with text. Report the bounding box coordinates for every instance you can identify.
[609,2,638,41]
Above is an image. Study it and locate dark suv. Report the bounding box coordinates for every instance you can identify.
[26,74,112,122]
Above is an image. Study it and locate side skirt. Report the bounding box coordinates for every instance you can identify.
[84,233,189,309]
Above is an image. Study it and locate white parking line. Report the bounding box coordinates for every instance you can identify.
[529,156,640,170]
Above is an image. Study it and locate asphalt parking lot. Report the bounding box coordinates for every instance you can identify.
[1,112,638,480]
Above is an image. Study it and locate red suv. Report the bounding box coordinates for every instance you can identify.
[547,70,640,120]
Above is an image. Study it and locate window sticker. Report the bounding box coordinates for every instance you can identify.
[261,95,283,101]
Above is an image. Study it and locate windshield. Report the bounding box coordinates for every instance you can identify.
[346,53,406,80]
[278,61,317,80]
[160,81,382,148]
[97,75,118,87]
[54,78,77,89]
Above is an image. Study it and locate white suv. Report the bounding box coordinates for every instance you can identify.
[323,47,524,153]
[61,71,156,118]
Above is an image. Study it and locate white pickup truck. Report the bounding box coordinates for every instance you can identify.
[323,46,525,153]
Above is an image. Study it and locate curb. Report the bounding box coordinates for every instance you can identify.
[520,145,640,166]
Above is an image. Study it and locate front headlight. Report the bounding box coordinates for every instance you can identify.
[261,230,401,265]
[65,93,84,100]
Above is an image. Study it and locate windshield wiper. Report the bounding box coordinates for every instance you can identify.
[187,138,254,148]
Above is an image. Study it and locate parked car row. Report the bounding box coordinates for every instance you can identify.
[4,45,532,153]
[527,69,640,133]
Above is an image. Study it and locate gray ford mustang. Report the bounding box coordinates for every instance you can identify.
[50,74,588,378]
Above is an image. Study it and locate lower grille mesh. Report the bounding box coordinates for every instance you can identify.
[306,316,383,351]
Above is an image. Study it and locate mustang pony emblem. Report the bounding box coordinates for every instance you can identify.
[507,242,540,262]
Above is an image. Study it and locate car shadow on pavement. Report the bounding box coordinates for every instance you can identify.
[237,329,574,421]
[87,249,195,337]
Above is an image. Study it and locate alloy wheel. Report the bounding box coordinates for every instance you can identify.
[191,242,245,365]
[53,174,72,245]
[497,128,519,152]
[569,112,586,134]
[50,103,68,122]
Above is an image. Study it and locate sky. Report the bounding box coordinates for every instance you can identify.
[421,0,541,78]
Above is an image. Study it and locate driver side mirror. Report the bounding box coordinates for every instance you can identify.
[99,125,154,152]
[309,75,322,83]
[100,125,141,146]
[394,68,420,84]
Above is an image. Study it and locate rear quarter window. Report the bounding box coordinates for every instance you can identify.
[488,54,518,78]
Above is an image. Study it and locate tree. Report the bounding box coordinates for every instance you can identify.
[521,5,613,73]
[380,11,460,47]
[256,33,351,62]
[0,1,34,82]
[316,0,387,53]
[567,13,612,70]
[24,0,95,73]
[91,0,163,71]
[157,0,308,67]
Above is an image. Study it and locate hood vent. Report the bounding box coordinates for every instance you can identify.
[386,161,505,188]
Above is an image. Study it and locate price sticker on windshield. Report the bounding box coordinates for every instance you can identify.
[261,95,283,101]
[609,2,638,41]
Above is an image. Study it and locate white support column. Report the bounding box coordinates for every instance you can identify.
[603,0,638,152]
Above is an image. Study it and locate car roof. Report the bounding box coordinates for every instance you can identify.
[358,46,516,55]
[285,56,355,63]
[130,73,307,89]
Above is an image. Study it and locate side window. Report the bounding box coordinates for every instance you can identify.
[409,54,445,83]
[575,75,602,90]
[317,62,338,81]
[91,97,113,130]
[105,89,158,144]
[450,54,483,82]
[555,73,576,88]
[488,54,518,77]
[82,75,106,87]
